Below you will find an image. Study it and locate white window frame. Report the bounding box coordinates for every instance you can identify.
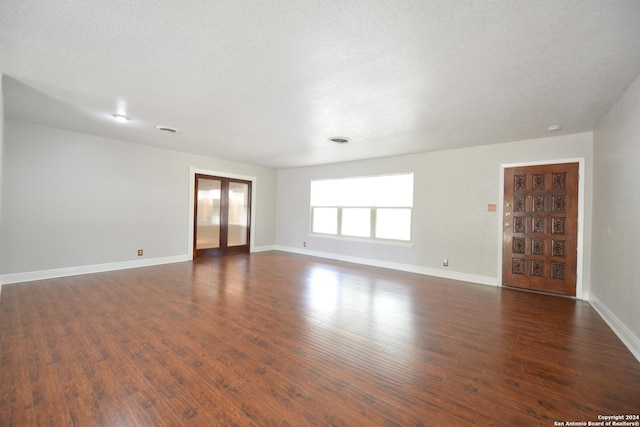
[309,173,413,243]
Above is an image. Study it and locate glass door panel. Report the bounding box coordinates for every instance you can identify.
[227,181,249,247]
[196,177,221,250]
[194,174,252,258]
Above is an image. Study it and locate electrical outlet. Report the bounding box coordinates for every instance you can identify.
[138,249,143,256]
[443,258,448,267]
[303,241,307,247]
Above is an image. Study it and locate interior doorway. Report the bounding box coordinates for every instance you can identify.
[193,173,252,258]
[502,162,579,296]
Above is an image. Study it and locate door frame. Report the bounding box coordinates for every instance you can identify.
[497,158,586,300]
[188,167,257,260]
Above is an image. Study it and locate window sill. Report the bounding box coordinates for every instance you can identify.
[308,233,414,247]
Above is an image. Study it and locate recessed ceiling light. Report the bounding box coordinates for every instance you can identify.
[156,125,180,133]
[111,113,131,123]
[328,136,350,144]
[547,124,561,132]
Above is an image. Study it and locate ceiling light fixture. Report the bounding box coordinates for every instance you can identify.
[547,124,561,132]
[156,125,180,133]
[111,113,131,123]
[328,136,350,144]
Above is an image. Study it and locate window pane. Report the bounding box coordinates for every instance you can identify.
[312,207,338,234]
[375,208,411,241]
[310,180,343,206]
[371,174,413,207]
[311,173,413,207]
[341,208,371,238]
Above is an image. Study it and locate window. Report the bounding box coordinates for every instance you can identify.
[310,173,413,242]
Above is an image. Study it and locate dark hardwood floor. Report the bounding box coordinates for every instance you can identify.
[1,251,639,426]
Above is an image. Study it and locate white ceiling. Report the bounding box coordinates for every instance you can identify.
[2,1,640,169]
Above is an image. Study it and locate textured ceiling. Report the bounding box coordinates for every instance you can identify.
[2,0,640,169]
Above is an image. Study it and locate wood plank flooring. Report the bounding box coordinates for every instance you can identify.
[1,251,639,426]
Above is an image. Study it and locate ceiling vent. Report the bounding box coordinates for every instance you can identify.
[156,126,180,133]
[328,137,350,144]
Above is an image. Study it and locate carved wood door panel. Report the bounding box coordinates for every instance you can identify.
[502,163,579,296]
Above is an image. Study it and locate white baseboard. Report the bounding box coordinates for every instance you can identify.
[589,295,640,363]
[0,247,275,286]
[0,254,191,285]
[252,245,277,253]
[274,245,497,287]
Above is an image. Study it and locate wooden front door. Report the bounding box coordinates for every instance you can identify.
[194,174,252,259]
[502,163,579,296]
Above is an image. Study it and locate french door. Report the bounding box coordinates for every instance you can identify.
[194,174,251,258]
[502,163,579,296]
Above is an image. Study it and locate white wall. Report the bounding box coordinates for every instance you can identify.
[276,132,593,293]
[0,76,5,291]
[0,120,277,278]
[0,76,5,241]
[592,72,640,360]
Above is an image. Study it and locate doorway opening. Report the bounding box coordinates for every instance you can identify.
[188,168,256,259]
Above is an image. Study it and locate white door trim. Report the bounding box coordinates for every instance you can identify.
[498,158,586,300]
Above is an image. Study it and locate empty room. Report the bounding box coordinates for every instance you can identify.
[1,1,640,426]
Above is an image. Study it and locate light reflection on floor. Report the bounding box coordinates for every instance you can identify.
[304,265,416,370]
